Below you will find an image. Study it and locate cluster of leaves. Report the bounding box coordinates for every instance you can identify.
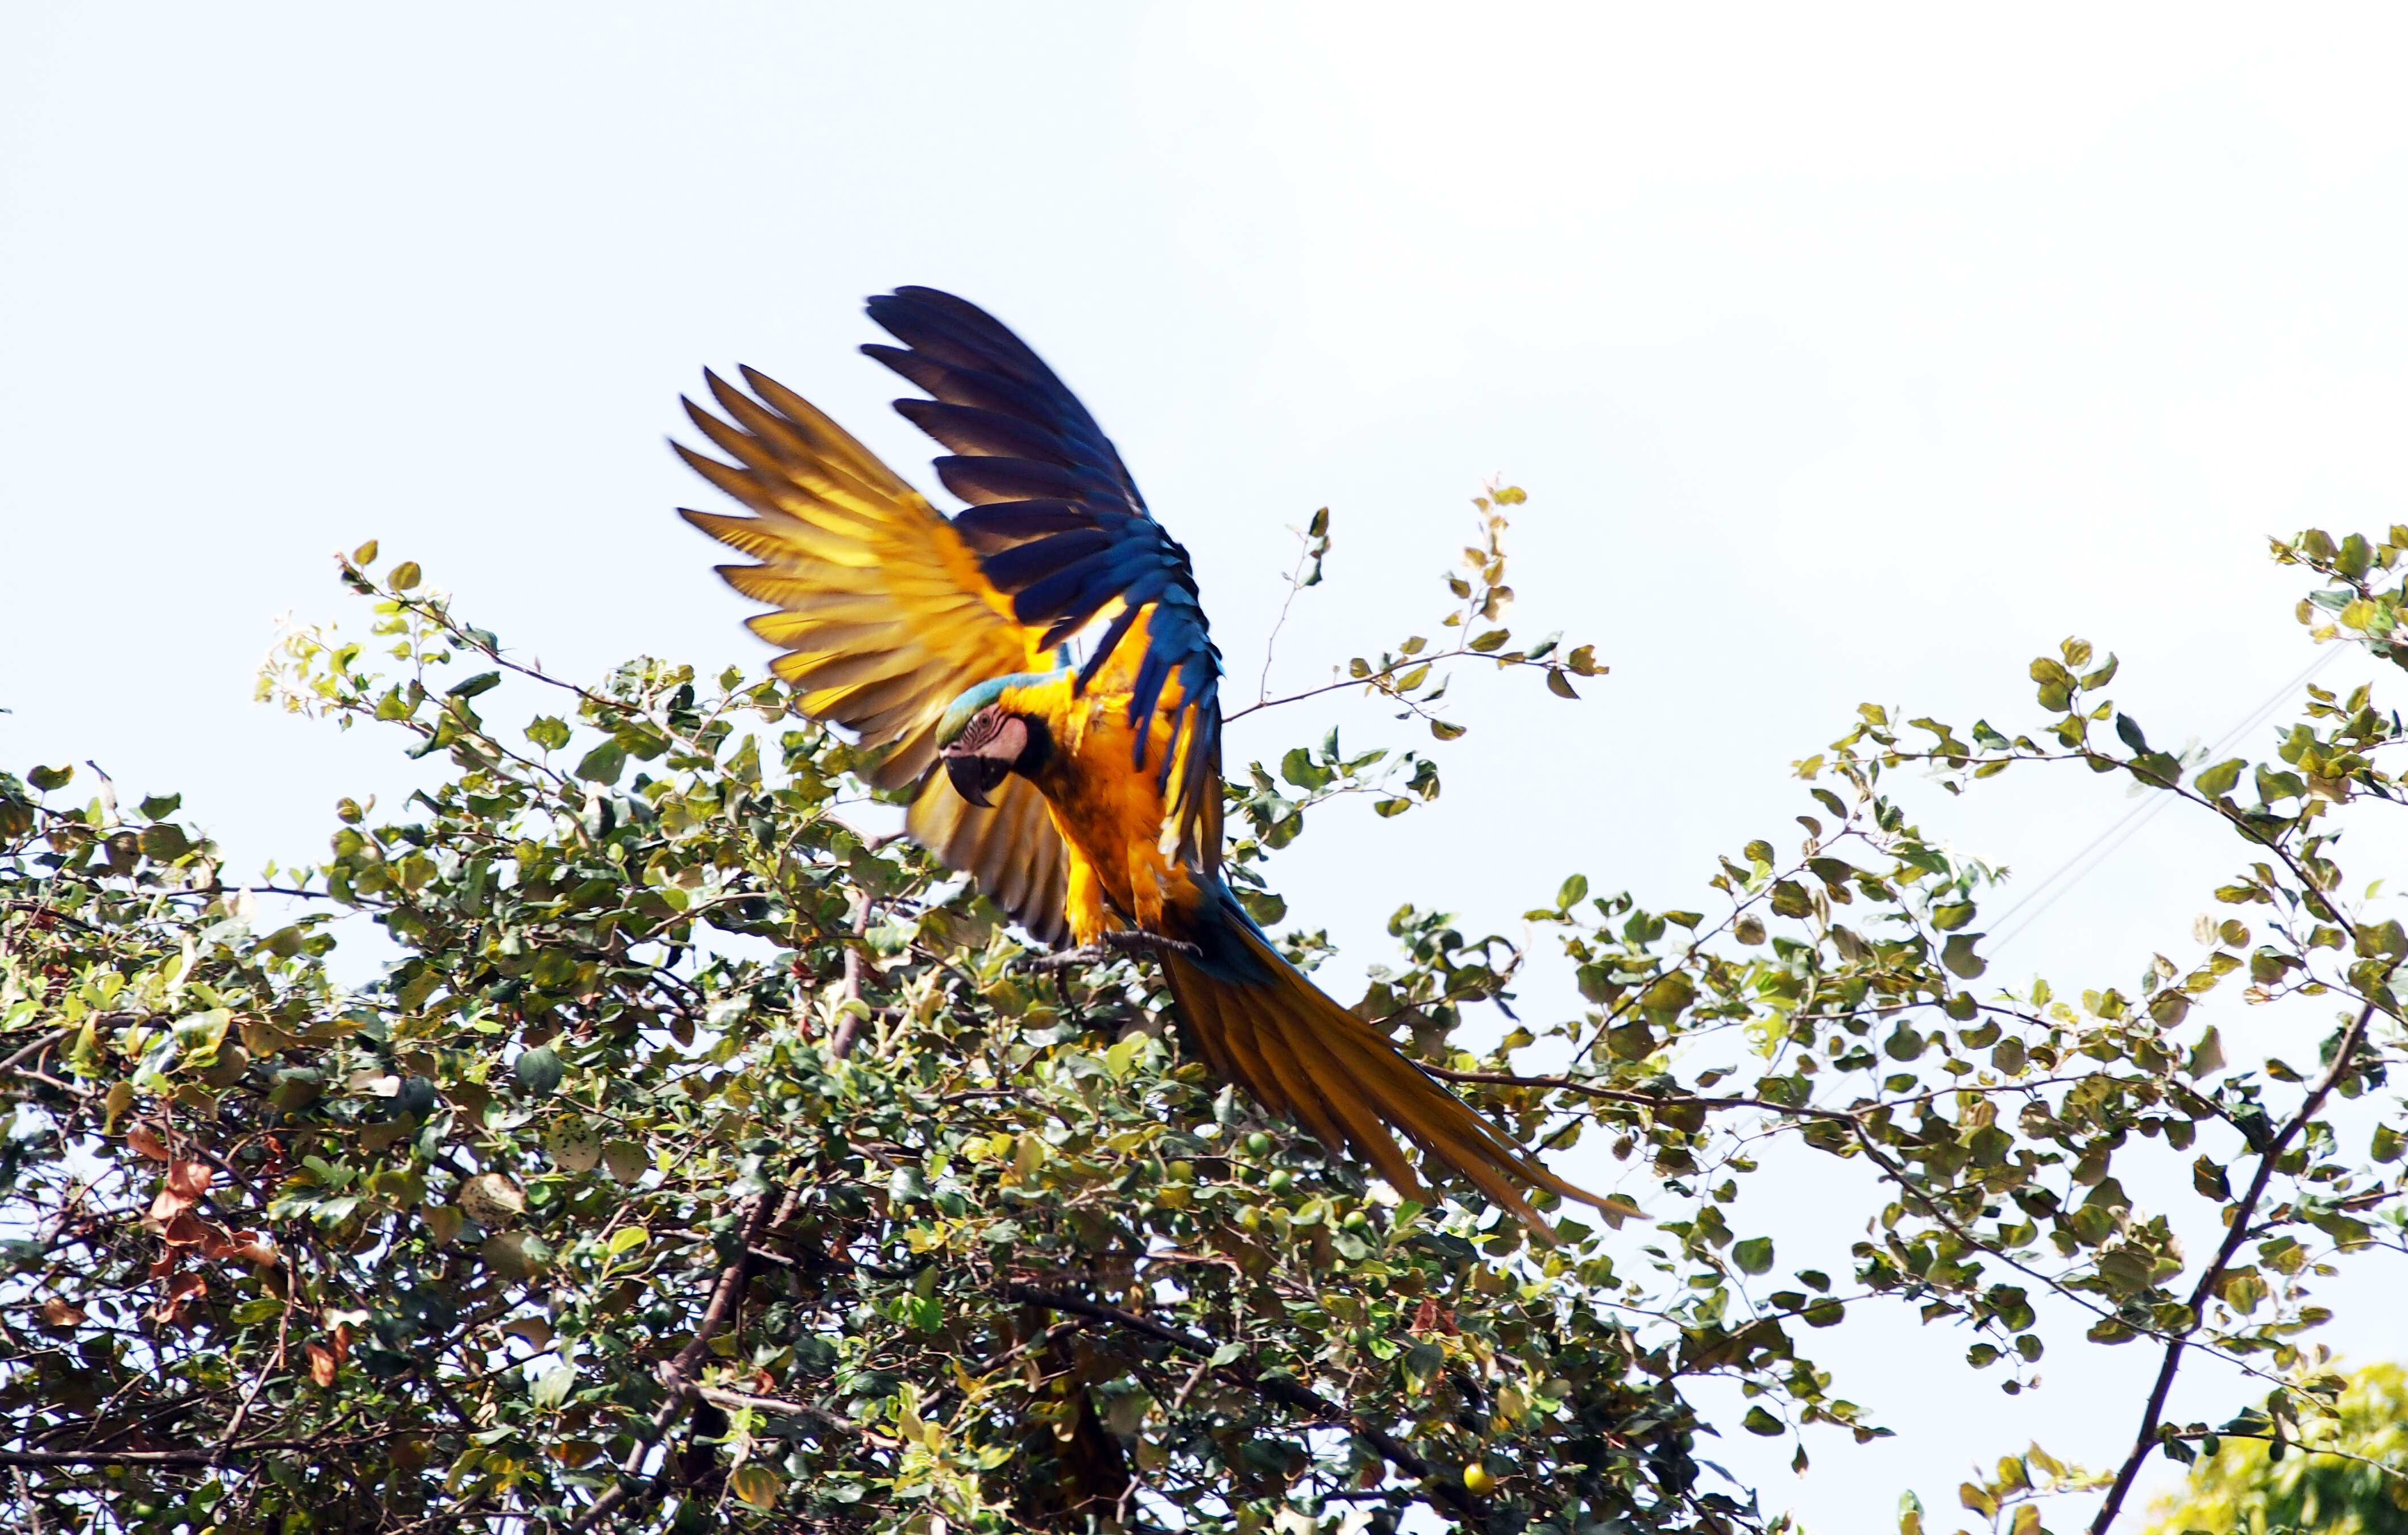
[1235,487,1605,742]
[0,542,1733,1535]
[2144,1361,2408,1533]
[1903,1443,2106,1535]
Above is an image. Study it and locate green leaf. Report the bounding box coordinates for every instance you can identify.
[1280,747,1332,791]
[512,1046,564,1096]
[1742,1406,1784,1436]
[1733,1237,1774,1275]
[390,561,422,590]
[2193,757,2245,798]
[1236,888,1288,925]
[139,824,191,861]
[446,671,502,700]
[574,741,626,785]
[27,765,72,792]
[531,1364,576,1410]
[1557,873,1589,910]
[1941,933,1987,978]
[1469,629,1510,653]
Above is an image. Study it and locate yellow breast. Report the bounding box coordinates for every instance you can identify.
[1002,676,1199,943]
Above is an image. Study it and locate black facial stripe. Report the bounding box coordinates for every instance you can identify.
[1011,714,1053,775]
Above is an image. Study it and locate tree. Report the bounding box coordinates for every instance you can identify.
[3,501,2408,1535]
[2144,1362,2408,1534]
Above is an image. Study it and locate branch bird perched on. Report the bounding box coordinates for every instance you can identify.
[676,287,1606,1232]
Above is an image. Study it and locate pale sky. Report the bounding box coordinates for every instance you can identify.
[9,6,2408,1529]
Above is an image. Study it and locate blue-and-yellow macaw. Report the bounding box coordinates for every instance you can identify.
[678,287,1599,1229]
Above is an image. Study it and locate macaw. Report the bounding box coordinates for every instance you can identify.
[677,287,1599,1229]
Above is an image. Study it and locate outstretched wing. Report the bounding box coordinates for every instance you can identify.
[674,366,1074,943]
[861,287,1226,868]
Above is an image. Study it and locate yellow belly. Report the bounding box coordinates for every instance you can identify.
[1012,683,1199,945]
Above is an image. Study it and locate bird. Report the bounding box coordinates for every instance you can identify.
[675,286,1604,1231]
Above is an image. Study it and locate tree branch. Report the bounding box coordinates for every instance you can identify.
[2086,995,2381,1535]
[570,1191,780,1533]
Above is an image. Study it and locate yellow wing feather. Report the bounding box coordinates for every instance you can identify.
[678,366,1073,939]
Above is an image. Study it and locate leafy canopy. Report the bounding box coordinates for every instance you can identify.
[4,503,2408,1535]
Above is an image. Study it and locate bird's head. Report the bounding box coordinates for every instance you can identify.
[936,695,1052,809]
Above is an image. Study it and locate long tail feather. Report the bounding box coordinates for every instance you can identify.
[1162,920,1612,1237]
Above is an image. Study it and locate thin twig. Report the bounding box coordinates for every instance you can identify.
[217,1251,297,1458]
[690,1384,900,1447]
[0,1030,73,1079]
[1253,524,1324,707]
[1226,649,1481,725]
[0,1430,405,1467]
[0,902,103,936]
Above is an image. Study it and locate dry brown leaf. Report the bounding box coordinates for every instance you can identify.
[306,1341,337,1388]
[128,1123,171,1161]
[160,1210,210,1249]
[155,1270,205,1326]
[40,1297,85,1327]
[165,1159,213,1201]
[147,1185,194,1226]
[1410,1297,1459,1336]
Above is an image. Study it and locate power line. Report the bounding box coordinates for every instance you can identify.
[1984,644,2349,955]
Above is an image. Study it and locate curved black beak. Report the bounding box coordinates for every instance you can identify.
[944,750,1012,809]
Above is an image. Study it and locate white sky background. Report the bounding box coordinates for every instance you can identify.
[7,5,2408,1529]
